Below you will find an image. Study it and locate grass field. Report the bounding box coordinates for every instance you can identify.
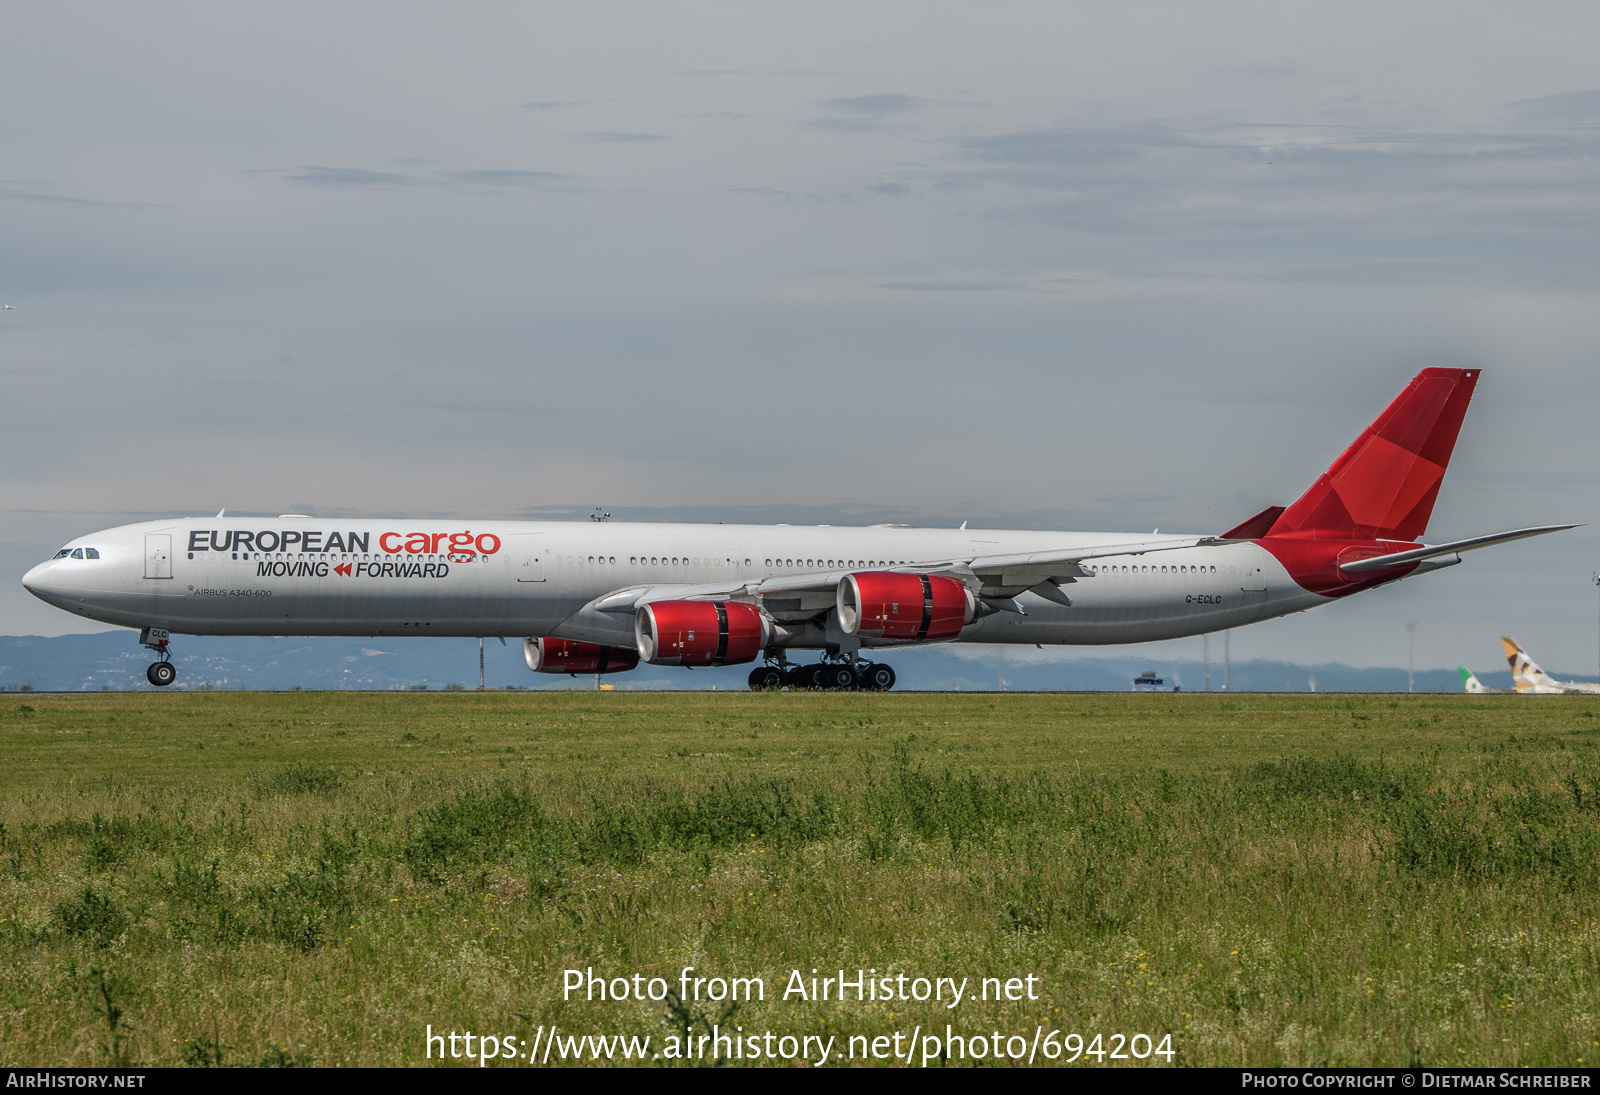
[2,689,1599,1068]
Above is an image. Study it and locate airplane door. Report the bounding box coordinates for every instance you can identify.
[144,534,172,579]
[1240,558,1266,591]
[512,535,545,582]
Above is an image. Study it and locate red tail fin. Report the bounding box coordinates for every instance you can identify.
[1268,368,1478,541]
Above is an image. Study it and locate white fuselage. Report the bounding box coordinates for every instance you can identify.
[23,517,1342,649]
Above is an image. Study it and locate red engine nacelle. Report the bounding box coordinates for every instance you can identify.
[838,572,976,642]
[523,637,639,675]
[635,600,772,667]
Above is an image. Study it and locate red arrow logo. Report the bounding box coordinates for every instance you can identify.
[334,563,352,577]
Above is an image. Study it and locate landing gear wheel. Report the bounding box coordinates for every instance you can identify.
[860,663,896,691]
[147,661,177,687]
[822,664,857,690]
[748,665,784,691]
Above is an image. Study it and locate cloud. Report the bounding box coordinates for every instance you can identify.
[727,186,793,201]
[805,93,930,132]
[931,115,1600,261]
[817,93,926,117]
[0,184,152,207]
[438,169,586,191]
[1500,90,1600,128]
[285,166,415,188]
[518,100,585,111]
[280,166,585,192]
[571,131,668,143]
[877,279,1026,292]
[952,126,1179,168]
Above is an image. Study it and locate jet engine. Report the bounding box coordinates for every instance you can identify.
[523,637,639,675]
[635,600,771,666]
[837,572,976,642]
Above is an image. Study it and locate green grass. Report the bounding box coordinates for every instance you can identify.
[2,690,1599,1067]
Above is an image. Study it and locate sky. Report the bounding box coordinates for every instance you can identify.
[3,2,1599,674]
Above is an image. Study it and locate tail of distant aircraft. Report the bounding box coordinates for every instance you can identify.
[1502,636,1557,692]
[1458,667,1498,694]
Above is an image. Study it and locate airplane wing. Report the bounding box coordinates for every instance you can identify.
[582,536,1221,614]
[588,581,749,614]
[1338,525,1577,574]
[722,536,1219,609]
[957,537,1219,582]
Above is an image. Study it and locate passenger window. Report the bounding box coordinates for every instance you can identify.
[71,549,84,559]
[85,548,100,559]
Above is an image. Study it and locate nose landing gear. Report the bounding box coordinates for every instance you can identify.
[140,627,176,687]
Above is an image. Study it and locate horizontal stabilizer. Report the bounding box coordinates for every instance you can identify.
[1337,525,1578,573]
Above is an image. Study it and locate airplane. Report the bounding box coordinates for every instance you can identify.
[22,368,1576,691]
[1498,637,1600,694]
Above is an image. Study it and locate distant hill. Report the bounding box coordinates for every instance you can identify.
[0,631,1511,693]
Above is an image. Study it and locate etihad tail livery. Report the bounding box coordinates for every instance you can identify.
[1499,637,1600,694]
[24,369,1574,690]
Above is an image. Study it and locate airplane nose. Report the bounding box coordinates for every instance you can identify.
[22,561,63,602]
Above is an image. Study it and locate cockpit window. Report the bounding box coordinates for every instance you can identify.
[84,548,100,559]
[71,549,84,559]
[53,549,70,559]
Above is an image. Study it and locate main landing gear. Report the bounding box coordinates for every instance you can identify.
[140,627,177,687]
[746,659,897,692]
